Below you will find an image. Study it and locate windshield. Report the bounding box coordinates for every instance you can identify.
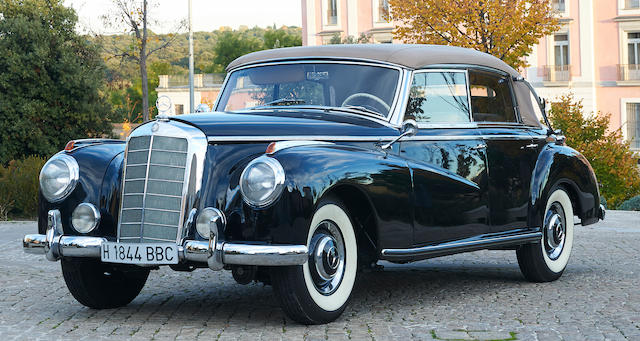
[215,62,401,118]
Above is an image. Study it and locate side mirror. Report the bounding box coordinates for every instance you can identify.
[381,119,418,150]
[401,119,418,137]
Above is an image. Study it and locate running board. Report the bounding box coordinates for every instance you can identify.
[380,231,542,262]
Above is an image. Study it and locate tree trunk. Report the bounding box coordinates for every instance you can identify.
[140,55,149,121]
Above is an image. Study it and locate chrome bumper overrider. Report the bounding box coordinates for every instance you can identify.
[23,210,308,269]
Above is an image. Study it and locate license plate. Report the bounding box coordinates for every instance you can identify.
[101,242,179,265]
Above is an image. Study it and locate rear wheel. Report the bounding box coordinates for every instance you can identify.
[271,198,358,324]
[517,188,574,282]
[61,259,149,309]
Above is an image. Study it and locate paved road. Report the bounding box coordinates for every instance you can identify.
[1,211,639,340]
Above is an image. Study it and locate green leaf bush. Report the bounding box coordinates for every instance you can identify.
[0,156,46,220]
[548,94,640,209]
[618,195,640,211]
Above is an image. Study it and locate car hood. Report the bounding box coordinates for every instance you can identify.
[169,109,398,139]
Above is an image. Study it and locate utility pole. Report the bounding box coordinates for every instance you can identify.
[188,0,195,113]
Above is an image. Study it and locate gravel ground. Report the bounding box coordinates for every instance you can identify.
[1,211,639,340]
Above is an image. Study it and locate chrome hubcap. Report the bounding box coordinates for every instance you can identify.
[544,202,566,260]
[309,220,345,295]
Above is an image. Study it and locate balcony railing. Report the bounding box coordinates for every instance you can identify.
[618,64,640,81]
[542,65,571,82]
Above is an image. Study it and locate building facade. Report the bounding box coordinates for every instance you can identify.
[155,74,224,115]
[301,0,640,151]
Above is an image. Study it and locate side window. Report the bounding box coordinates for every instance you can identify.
[469,70,517,123]
[405,71,471,123]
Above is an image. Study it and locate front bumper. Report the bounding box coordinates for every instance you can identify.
[23,210,308,269]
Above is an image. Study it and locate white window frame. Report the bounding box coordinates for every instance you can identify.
[372,0,393,28]
[553,33,570,67]
[621,98,640,150]
[619,0,640,15]
[628,32,640,65]
[618,21,640,71]
[552,0,569,17]
[322,0,341,29]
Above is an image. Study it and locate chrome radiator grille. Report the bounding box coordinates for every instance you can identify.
[119,135,189,243]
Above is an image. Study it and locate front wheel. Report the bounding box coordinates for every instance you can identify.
[61,259,149,309]
[271,198,358,324]
[517,188,574,282]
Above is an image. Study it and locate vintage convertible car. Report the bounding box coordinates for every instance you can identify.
[23,45,605,324]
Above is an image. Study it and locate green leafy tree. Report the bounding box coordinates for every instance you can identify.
[548,94,640,208]
[263,28,302,48]
[0,0,113,165]
[213,31,264,68]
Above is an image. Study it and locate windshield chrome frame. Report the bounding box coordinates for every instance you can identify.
[214,60,407,125]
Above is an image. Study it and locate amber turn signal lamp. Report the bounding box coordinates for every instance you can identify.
[265,142,277,154]
[64,140,75,152]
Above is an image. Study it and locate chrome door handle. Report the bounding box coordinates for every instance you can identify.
[521,143,538,150]
[470,143,487,150]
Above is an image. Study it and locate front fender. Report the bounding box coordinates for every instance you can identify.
[239,144,413,249]
[529,144,600,228]
[37,143,125,237]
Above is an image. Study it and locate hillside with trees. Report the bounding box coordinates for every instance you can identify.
[95,25,302,122]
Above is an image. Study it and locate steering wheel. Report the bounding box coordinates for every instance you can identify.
[341,93,391,112]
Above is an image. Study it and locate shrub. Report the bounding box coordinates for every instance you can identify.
[618,195,640,211]
[548,94,640,209]
[0,156,46,219]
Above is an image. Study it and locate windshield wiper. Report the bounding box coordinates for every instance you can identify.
[250,98,306,109]
[343,105,382,117]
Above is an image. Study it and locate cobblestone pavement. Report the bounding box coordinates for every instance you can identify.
[1,211,639,340]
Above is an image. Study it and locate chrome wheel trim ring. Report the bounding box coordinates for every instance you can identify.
[308,220,346,296]
[544,202,566,260]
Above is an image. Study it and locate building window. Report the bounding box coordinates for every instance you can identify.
[627,103,640,149]
[375,0,390,23]
[554,34,570,67]
[552,0,566,12]
[175,104,183,115]
[629,32,640,65]
[626,0,640,9]
[326,0,338,26]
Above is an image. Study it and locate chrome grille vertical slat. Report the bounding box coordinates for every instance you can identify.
[118,120,207,244]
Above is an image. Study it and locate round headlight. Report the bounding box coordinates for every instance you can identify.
[39,154,79,202]
[196,207,226,239]
[239,156,285,207]
[71,203,100,233]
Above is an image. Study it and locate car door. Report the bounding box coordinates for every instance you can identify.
[469,68,540,233]
[399,69,491,246]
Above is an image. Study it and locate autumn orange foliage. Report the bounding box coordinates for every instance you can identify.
[548,94,640,209]
[388,0,560,70]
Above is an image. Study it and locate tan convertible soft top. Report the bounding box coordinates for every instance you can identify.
[226,44,520,77]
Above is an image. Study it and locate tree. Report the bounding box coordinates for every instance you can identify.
[0,0,113,165]
[328,33,372,44]
[263,28,302,49]
[388,0,560,69]
[213,31,264,69]
[548,94,640,208]
[100,0,183,121]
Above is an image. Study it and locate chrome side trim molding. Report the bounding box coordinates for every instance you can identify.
[266,141,335,154]
[380,231,542,261]
[208,134,535,143]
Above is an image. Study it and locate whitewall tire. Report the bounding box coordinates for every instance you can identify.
[271,198,358,324]
[517,188,574,282]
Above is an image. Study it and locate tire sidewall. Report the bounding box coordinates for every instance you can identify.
[541,188,574,273]
[302,202,358,312]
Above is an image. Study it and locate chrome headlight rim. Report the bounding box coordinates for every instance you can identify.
[195,207,226,239]
[239,156,285,208]
[39,153,79,203]
[71,203,101,234]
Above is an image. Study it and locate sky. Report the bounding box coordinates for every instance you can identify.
[64,0,302,34]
